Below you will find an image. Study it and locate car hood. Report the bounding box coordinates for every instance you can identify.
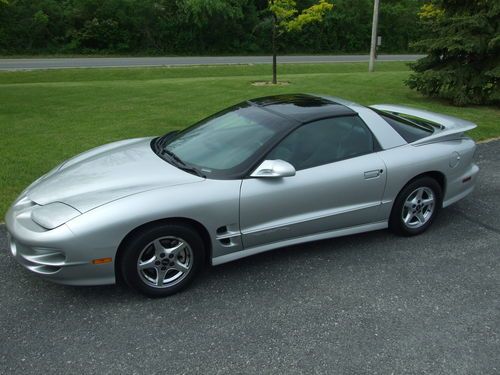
[26,137,204,213]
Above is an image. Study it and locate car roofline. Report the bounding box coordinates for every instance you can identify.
[248,93,355,123]
[247,97,358,125]
[246,100,302,125]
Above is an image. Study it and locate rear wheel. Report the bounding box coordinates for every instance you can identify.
[389,176,442,236]
[120,223,205,297]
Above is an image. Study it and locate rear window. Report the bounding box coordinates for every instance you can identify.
[374,109,434,143]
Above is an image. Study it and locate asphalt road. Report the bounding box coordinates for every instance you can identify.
[0,140,499,375]
[0,54,423,70]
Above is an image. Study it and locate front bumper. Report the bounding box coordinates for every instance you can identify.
[5,197,116,286]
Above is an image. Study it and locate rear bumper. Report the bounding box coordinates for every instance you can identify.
[5,197,116,286]
[443,163,479,208]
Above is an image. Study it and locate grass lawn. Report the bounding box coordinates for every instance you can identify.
[0,61,498,218]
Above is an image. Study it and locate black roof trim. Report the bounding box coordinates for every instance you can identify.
[248,93,355,123]
[246,100,303,125]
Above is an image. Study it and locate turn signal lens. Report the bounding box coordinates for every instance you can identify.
[92,257,112,265]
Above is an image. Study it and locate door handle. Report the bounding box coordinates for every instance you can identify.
[364,169,383,179]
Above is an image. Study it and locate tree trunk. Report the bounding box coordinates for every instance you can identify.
[272,16,277,84]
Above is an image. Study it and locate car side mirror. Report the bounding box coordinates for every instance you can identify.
[251,159,296,178]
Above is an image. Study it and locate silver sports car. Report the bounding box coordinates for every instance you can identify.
[6,94,479,296]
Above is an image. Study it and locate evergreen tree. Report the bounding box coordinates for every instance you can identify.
[406,0,499,106]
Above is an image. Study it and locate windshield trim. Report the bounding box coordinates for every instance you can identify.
[154,103,293,180]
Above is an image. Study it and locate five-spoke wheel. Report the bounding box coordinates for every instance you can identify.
[137,237,193,288]
[390,176,442,236]
[120,223,205,297]
[401,187,435,229]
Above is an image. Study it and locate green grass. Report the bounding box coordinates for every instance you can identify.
[0,61,498,218]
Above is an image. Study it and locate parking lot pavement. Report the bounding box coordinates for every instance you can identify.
[0,140,498,375]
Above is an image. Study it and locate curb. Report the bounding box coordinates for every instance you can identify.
[478,136,500,144]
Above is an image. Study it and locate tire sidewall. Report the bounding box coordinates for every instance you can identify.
[120,224,205,297]
[390,177,442,236]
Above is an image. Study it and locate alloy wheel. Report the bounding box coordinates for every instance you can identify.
[401,187,435,229]
[136,236,193,288]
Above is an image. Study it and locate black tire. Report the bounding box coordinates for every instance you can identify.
[120,223,205,297]
[389,176,442,236]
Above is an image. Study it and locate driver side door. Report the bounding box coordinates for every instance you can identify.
[239,115,387,249]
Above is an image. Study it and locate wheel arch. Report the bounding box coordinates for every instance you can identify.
[409,171,446,199]
[114,217,212,283]
[393,170,446,210]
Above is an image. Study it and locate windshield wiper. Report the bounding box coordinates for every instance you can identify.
[155,130,179,151]
[177,165,206,178]
[162,149,185,165]
[160,149,206,178]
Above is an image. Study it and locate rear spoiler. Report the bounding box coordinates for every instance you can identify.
[370,104,477,145]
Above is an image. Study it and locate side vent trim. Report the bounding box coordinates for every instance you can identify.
[215,225,241,247]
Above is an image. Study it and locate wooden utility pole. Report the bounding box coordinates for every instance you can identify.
[369,0,380,72]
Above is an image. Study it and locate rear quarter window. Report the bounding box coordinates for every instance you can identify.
[375,110,434,143]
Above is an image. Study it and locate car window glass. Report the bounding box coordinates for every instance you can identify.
[373,110,433,143]
[164,103,288,176]
[267,116,374,170]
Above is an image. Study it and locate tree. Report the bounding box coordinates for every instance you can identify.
[266,0,333,83]
[177,0,257,54]
[0,1,426,55]
[406,0,499,106]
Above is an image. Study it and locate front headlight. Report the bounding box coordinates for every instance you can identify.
[31,202,81,230]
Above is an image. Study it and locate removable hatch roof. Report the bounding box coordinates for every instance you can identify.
[249,93,355,123]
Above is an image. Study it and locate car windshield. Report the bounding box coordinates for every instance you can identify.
[156,102,290,179]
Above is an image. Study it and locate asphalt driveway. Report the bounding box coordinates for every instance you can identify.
[0,140,498,375]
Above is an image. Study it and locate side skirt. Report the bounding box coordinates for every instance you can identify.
[211,221,388,266]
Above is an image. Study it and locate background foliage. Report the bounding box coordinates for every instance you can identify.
[0,0,428,55]
[406,0,499,105]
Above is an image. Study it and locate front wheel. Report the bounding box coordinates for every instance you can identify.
[389,177,442,236]
[120,223,205,297]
